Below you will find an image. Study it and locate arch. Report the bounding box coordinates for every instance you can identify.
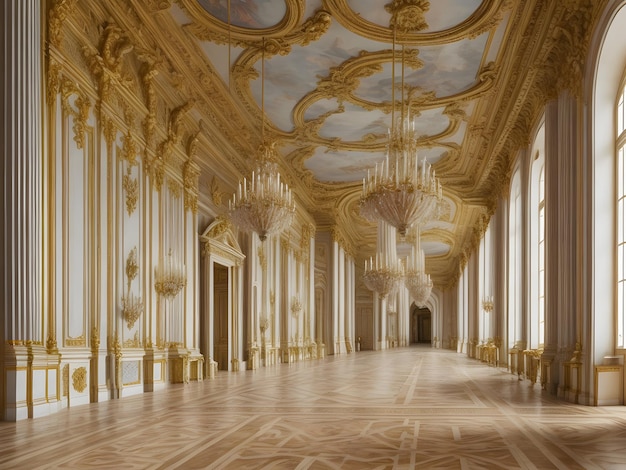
[586,0,626,372]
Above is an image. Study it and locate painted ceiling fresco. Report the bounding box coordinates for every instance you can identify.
[171,0,518,286]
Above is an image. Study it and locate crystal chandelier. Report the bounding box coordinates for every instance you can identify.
[363,221,403,299]
[482,296,494,312]
[229,141,295,241]
[404,229,432,307]
[228,38,295,241]
[359,32,443,236]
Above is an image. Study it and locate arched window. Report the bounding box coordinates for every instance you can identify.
[617,77,626,347]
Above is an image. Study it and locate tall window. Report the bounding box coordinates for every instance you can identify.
[617,81,626,347]
[508,172,522,347]
[538,166,545,347]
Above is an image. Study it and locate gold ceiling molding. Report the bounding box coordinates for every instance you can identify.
[178,0,305,44]
[48,0,79,48]
[323,0,509,44]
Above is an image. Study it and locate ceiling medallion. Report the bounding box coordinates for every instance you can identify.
[385,0,431,33]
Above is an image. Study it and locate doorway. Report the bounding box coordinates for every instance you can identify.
[411,306,432,344]
[213,263,229,370]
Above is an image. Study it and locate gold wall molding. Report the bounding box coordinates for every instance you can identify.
[72,367,88,393]
[66,335,86,347]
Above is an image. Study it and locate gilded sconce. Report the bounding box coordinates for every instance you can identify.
[122,247,144,329]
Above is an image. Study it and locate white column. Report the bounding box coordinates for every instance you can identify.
[1,0,53,421]
[544,93,580,397]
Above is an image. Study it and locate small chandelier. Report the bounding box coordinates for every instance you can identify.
[359,31,443,236]
[154,249,186,299]
[363,221,403,299]
[482,296,494,313]
[228,37,295,241]
[404,228,432,307]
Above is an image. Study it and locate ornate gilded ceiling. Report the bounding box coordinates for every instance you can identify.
[60,0,601,288]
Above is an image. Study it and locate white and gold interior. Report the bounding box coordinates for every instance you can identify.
[2,0,626,427]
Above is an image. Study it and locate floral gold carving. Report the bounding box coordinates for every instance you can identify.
[125,247,139,289]
[122,247,143,329]
[72,366,88,393]
[121,129,139,166]
[122,167,139,215]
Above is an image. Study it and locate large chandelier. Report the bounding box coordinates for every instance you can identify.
[229,141,295,241]
[404,229,432,307]
[360,32,443,236]
[228,38,295,241]
[363,221,403,299]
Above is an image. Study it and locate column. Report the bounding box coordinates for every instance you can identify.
[1,0,60,421]
[544,93,580,397]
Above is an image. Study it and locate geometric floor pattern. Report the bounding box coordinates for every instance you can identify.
[2,346,626,469]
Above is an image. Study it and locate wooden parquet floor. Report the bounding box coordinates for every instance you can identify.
[2,346,626,469]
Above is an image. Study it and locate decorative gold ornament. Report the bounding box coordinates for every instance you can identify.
[291,296,303,316]
[125,247,139,288]
[122,247,143,328]
[122,167,139,216]
[72,367,88,393]
[482,296,494,313]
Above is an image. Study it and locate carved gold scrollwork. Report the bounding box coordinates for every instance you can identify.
[122,167,139,216]
[48,0,78,48]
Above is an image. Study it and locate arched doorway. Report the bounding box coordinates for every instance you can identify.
[411,305,432,344]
